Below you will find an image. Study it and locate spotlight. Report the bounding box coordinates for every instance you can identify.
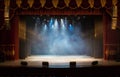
[61,19,66,30]
[69,24,74,31]
[21,61,28,66]
[91,61,98,66]
[54,19,59,30]
[42,62,49,68]
[43,24,47,30]
[70,61,76,68]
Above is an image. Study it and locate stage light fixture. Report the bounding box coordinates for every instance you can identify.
[21,61,28,66]
[91,61,98,66]
[70,61,76,68]
[42,61,49,68]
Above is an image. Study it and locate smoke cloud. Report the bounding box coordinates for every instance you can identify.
[30,16,94,55]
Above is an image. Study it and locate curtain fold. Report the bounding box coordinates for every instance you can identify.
[19,17,27,59]
[32,0,41,9]
[81,0,90,9]
[20,0,30,9]
[10,0,18,10]
[94,0,101,9]
[57,0,66,9]
[69,0,78,9]
[44,0,54,9]
[105,0,112,9]
[10,16,19,60]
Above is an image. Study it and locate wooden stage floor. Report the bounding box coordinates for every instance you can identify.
[0,55,120,68]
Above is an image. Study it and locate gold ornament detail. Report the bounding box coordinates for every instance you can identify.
[4,0,10,7]
[100,0,106,7]
[112,0,117,6]
[112,0,118,30]
[113,6,117,17]
[64,0,70,7]
[88,0,94,8]
[112,17,117,30]
[16,0,22,7]
[75,0,82,7]
[40,0,46,7]
[4,0,10,30]
[28,0,34,7]
[52,0,58,8]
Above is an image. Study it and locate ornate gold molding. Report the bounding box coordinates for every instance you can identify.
[13,0,118,9]
[112,0,117,6]
[4,0,10,30]
[88,0,94,8]
[52,0,58,8]
[100,0,106,7]
[75,0,82,7]
[40,0,46,7]
[64,0,70,7]
[112,17,117,29]
[16,0,22,7]
[28,0,34,8]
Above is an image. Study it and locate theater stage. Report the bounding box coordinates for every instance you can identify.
[0,55,120,68]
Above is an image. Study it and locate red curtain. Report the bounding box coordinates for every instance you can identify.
[104,12,120,60]
[9,16,19,60]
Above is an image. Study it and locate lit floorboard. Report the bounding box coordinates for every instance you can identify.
[0,55,120,68]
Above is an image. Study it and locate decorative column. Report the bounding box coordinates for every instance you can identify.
[4,0,10,30]
[111,0,117,29]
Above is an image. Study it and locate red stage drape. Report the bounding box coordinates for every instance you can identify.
[103,12,120,60]
[0,0,120,60]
